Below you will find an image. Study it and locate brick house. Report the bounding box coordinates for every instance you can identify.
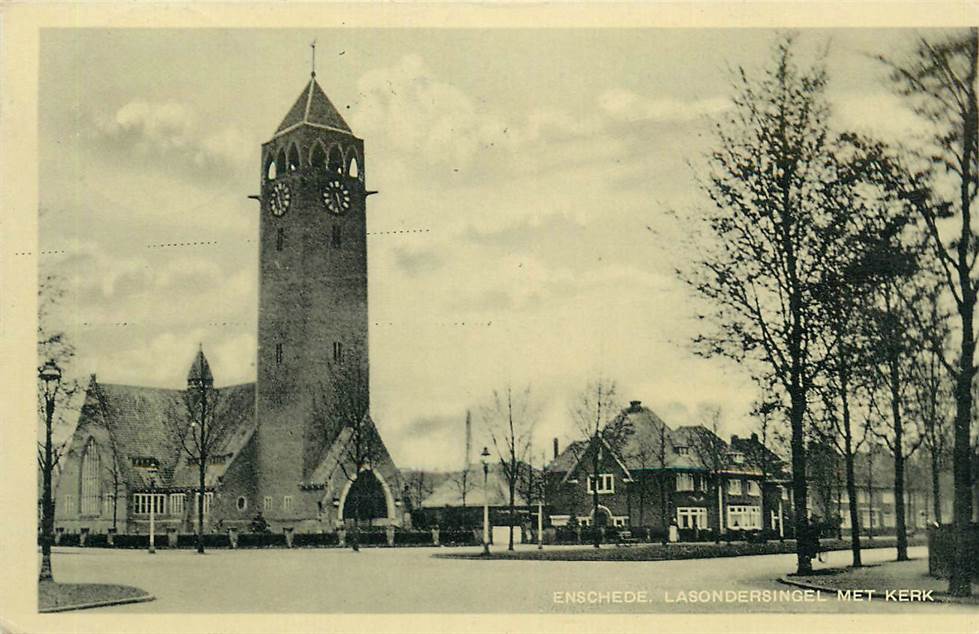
[52,72,405,537]
[546,401,792,539]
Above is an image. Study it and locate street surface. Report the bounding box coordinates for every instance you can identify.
[45,544,972,613]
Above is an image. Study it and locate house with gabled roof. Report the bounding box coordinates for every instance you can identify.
[545,400,793,539]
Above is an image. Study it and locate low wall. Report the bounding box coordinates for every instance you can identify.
[928,524,979,579]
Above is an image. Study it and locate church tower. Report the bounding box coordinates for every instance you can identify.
[255,69,369,526]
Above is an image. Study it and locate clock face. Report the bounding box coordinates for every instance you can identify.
[322,179,351,215]
[269,182,291,217]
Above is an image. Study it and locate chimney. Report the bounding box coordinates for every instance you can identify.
[628,400,642,413]
[553,437,559,460]
[750,432,758,442]
[731,434,739,445]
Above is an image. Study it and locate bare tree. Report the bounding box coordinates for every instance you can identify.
[82,383,127,531]
[680,35,844,574]
[483,385,537,551]
[311,343,383,552]
[689,405,727,543]
[569,378,628,548]
[167,349,231,554]
[880,28,977,597]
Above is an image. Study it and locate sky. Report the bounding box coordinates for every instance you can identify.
[38,28,931,469]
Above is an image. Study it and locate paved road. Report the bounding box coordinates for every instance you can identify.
[45,544,971,613]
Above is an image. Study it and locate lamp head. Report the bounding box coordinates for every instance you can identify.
[38,360,62,399]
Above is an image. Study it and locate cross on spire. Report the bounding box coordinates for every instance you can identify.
[310,39,317,77]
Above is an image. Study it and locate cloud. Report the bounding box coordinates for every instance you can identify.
[598,89,730,124]
[91,99,254,180]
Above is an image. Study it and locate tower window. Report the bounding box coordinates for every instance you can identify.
[287,144,301,171]
[266,156,278,180]
[328,145,344,174]
[333,341,343,363]
[331,224,341,248]
[276,228,284,251]
[275,343,283,365]
[348,154,360,179]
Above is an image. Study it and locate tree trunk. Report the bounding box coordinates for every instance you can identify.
[931,446,942,524]
[948,29,978,599]
[592,445,601,549]
[839,360,862,567]
[790,384,812,575]
[890,350,910,562]
[197,461,206,554]
[508,476,515,551]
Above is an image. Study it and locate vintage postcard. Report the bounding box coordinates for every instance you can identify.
[2,3,978,633]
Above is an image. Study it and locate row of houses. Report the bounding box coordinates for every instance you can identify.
[418,400,972,540]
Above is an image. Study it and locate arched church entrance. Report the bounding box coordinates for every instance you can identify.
[340,470,389,527]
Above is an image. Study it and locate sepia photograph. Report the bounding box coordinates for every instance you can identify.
[3,4,978,632]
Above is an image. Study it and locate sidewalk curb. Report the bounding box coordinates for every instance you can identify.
[776,576,979,606]
[39,593,155,613]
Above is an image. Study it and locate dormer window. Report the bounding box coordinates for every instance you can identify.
[675,445,690,456]
[729,452,745,464]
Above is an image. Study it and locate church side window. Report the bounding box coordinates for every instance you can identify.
[264,496,273,512]
[283,495,294,512]
[80,438,101,516]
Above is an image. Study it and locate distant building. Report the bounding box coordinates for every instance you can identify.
[416,463,541,538]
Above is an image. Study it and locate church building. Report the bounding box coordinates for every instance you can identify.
[53,69,405,537]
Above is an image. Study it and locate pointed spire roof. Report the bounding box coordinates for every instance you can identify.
[187,344,214,387]
[275,75,352,137]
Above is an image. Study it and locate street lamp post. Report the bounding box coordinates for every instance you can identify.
[538,452,545,551]
[38,360,62,582]
[480,446,490,556]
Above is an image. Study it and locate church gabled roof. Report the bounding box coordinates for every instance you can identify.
[72,378,257,491]
[274,75,352,137]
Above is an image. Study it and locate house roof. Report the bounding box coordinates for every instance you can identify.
[420,463,534,508]
[546,404,782,478]
[275,75,352,137]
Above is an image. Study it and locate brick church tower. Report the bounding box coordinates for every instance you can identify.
[255,70,370,526]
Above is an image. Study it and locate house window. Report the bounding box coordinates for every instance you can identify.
[263,496,273,512]
[194,492,213,515]
[613,517,627,527]
[746,481,761,497]
[331,224,342,248]
[103,494,114,516]
[675,445,690,456]
[586,474,614,494]
[63,495,74,516]
[882,490,895,504]
[676,507,708,529]
[170,493,185,515]
[727,505,762,530]
[283,495,294,512]
[237,496,248,511]
[780,486,789,500]
[676,474,694,492]
[80,438,102,516]
[133,493,166,515]
[275,343,283,365]
[333,341,343,363]
[276,227,284,251]
[727,479,743,495]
